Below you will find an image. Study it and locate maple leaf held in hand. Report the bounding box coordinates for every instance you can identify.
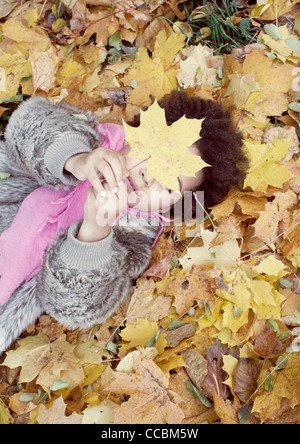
[123,100,210,193]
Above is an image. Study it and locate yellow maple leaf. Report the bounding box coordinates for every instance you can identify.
[243,138,293,192]
[3,333,84,395]
[119,318,165,356]
[123,100,209,193]
[0,50,32,102]
[123,30,186,107]
[252,353,300,423]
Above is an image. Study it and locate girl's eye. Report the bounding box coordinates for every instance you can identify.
[166,188,172,194]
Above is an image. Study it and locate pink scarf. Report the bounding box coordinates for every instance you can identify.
[0,123,167,306]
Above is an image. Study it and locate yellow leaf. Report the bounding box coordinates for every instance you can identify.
[153,29,186,66]
[225,73,260,109]
[0,50,31,101]
[2,333,84,395]
[253,353,300,423]
[179,228,241,269]
[2,19,50,51]
[253,256,287,277]
[243,139,293,192]
[25,8,39,28]
[119,319,159,356]
[56,58,86,86]
[123,30,185,106]
[242,51,294,122]
[123,99,208,193]
[251,0,299,21]
[222,354,239,389]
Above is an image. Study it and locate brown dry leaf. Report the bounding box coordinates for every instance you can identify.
[181,349,208,391]
[166,323,196,348]
[107,355,185,424]
[253,326,292,359]
[166,265,217,316]
[202,339,231,400]
[278,210,300,260]
[143,235,177,279]
[70,0,86,32]
[232,358,263,403]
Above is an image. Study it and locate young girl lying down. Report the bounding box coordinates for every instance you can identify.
[0,90,247,354]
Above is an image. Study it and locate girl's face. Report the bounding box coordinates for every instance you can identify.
[123,144,204,213]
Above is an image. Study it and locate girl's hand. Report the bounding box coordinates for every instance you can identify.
[64,147,127,196]
[77,181,128,242]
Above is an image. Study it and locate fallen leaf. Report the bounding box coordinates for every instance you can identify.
[202,339,231,400]
[177,44,219,89]
[181,348,208,390]
[166,323,196,348]
[253,353,300,423]
[123,30,186,106]
[82,400,119,424]
[243,139,293,193]
[179,228,241,269]
[36,396,82,424]
[232,358,263,403]
[165,265,217,316]
[254,326,292,358]
[169,368,219,424]
[253,190,298,242]
[107,355,185,424]
[126,277,172,324]
[119,318,165,356]
[0,0,18,18]
[2,333,85,394]
[213,392,239,424]
[225,73,260,109]
[30,46,59,93]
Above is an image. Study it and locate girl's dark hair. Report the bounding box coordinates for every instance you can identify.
[130,90,248,216]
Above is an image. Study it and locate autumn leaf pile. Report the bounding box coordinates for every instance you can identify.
[0,0,300,425]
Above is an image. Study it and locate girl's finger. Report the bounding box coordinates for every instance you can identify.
[96,160,118,193]
[86,167,107,197]
[106,156,125,186]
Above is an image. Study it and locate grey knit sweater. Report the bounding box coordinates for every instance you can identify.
[0,97,160,354]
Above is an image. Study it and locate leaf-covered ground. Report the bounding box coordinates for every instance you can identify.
[0,0,300,425]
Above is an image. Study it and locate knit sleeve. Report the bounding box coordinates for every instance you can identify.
[3,97,103,189]
[36,220,157,329]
